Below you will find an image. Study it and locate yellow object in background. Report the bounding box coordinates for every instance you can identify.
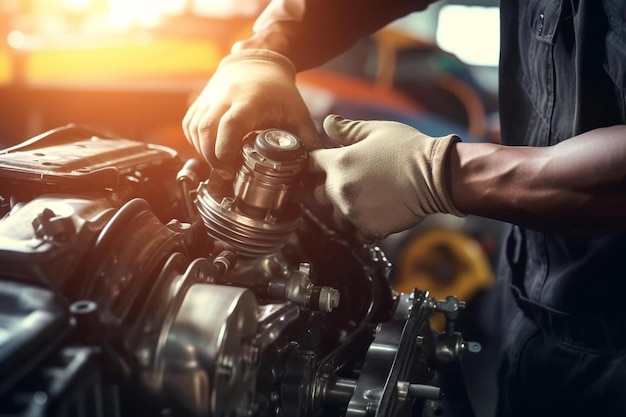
[393,228,494,331]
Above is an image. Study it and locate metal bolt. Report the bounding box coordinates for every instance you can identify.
[243,343,261,366]
[415,335,425,349]
[464,341,482,353]
[298,262,311,275]
[270,391,280,403]
[319,286,340,312]
[213,250,237,275]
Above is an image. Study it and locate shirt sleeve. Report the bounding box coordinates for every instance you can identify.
[232,0,434,71]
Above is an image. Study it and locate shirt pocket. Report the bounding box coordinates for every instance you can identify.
[519,0,563,133]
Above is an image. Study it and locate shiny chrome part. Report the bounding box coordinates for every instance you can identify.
[318,286,341,312]
[227,128,306,217]
[433,332,469,366]
[156,284,259,417]
[266,262,341,312]
[195,129,307,257]
[396,381,441,401]
[220,255,340,312]
[212,249,238,275]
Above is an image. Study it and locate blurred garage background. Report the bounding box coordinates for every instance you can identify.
[0,0,500,149]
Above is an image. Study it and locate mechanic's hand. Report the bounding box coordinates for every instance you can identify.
[182,49,321,180]
[308,115,464,242]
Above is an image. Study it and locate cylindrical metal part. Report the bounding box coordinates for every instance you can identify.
[233,129,306,218]
[407,384,441,400]
[320,377,357,407]
[195,129,307,257]
[318,287,341,312]
[70,300,99,342]
[213,250,238,275]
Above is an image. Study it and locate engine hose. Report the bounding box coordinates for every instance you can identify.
[71,198,153,298]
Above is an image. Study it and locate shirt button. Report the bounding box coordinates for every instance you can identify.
[537,13,545,35]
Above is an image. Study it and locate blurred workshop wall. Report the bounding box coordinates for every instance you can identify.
[0,0,264,152]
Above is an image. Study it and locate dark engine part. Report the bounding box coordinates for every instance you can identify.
[0,125,479,417]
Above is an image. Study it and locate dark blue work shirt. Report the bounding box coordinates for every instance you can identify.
[497,1,626,415]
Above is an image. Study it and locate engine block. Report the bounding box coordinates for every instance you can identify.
[0,126,477,417]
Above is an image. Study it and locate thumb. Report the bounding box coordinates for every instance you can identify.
[323,114,370,146]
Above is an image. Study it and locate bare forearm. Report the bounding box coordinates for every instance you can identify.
[233,0,434,71]
[449,125,626,234]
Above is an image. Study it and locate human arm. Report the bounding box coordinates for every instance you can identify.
[309,116,626,241]
[308,115,463,241]
[234,0,432,72]
[182,0,434,179]
[449,125,626,234]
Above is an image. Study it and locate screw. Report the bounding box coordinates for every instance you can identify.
[415,335,425,349]
[270,391,280,403]
[319,287,340,312]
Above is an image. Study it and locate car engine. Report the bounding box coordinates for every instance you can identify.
[0,125,479,417]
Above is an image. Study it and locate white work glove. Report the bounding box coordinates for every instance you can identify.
[182,49,321,180]
[308,115,464,242]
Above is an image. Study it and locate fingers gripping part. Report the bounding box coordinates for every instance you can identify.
[197,111,234,180]
[309,115,465,240]
[307,153,354,235]
[182,48,301,180]
[216,106,249,163]
[323,114,370,147]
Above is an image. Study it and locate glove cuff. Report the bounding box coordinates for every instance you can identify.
[431,134,466,217]
[219,49,296,80]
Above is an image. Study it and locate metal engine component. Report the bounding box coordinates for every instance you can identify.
[157,284,259,416]
[0,126,478,417]
[266,262,340,313]
[195,129,307,257]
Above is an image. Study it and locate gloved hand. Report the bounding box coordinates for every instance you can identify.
[182,49,321,180]
[308,115,464,241]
